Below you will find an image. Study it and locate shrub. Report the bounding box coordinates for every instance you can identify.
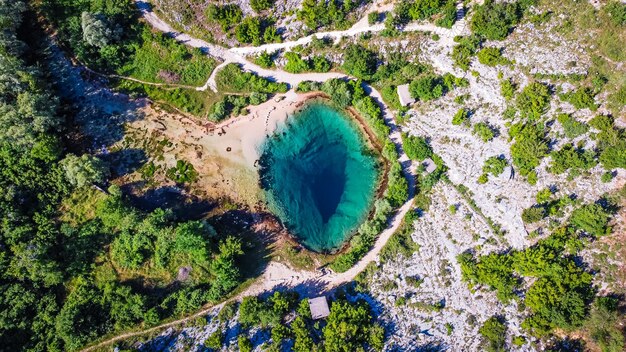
[452,108,470,125]
[483,155,507,177]
[402,133,432,160]
[561,87,598,111]
[342,44,377,79]
[569,204,611,236]
[500,79,516,100]
[556,113,588,138]
[250,0,274,12]
[509,123,548,176]
[470,0,523,40]
[206,4,243,31]
[451,35,480,70]
[549,144,597,174]
[368,11,380,25]
[205,330,223,350]
[517,82,551,120]
[238,335,253,352]
[477,47,508,66]
[473,122,496,142]
[522,206,546,224]
[255,51,274,68]
[284,52,310,73]
[409,75,445,101]
[479,316,508,352]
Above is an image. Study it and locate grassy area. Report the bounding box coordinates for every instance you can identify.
[120,27,217,86]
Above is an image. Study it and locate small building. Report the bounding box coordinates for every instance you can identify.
[308,296,330,320]
[422,158,437,174]
[397,84,415,106]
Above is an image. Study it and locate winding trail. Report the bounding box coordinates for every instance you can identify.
[80,2,469,350]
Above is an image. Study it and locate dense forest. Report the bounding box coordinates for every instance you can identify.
[0,2,256,350]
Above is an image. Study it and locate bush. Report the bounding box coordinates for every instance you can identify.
[569,204,611,236]
[409,75,445,101]
[477,47,508,66]
[473,122,496,142]
[556,113,588,138]
[549,144,597,174]
[250,0,274,12]
[510,123,548,176]
[517,82,551,120]
[561,87,598,111]
[470,0,523,40]
[254,51,274,68]
[402,133,432,160]
[368,11,380,25]
[483,155,507,177]
[206,4,243,31]
[205,330,223,350]
[284,52,310,73]
[238,335,253,352]
[451,36,480,70]
[216,64,288,94]
[452,108,470,125]
[479,316,508,352]
[522,206,546,223]
[342,44,377,79]
[500,79,516,100]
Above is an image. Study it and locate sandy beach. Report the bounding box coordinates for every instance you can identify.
[122,91,320,207]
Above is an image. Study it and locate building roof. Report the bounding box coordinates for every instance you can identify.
[423,158,437,174]
[308,296,330,320]
[397,84,415,106]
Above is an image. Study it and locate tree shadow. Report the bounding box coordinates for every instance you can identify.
[104,148,148,177]
[123,184,218,220]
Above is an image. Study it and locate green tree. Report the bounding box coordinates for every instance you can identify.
[479,316,507,352]
[342,44,377,79]
[569,204,611,237]
[517,82,551,120]
[402,133,432,160]
[60,154,109,188]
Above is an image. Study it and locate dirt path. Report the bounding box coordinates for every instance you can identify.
[80,2,456,350]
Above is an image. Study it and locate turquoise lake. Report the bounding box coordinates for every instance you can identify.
[259,102,379,252]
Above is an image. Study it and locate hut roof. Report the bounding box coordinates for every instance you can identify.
[308,296,330,320]
[397,84,415,106]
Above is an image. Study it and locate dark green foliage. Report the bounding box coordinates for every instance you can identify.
[298,0,366,31]
[238,335,253,352]
[473,122,497,142]
[479,316,508,352]
[549,144,597,174]
[235,17,280,45]
[368,11,380,25]
[206,4,243,31]
[589,115,626,170]
[470,0,524,40]
[569,204,611,236]
[509,123,549,176]
[402,133,432,160]
[205,330,223,350]
[451,35,481,70]
[284,52,331,73]
[560,87,598,111]
[522,206,547,223]
[584,296,625,352]
[556,113,588,138]
[409,74,445,101]
[459,223,605,337]
[517,82,551,120]
[483,155,507,176]
[477,47,508,66]
[322,299,384,352]
[166,160,198,184]
[250,0,274,12]
[342,44,378,79]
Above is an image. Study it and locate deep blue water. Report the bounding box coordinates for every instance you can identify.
[259,102,379,252]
